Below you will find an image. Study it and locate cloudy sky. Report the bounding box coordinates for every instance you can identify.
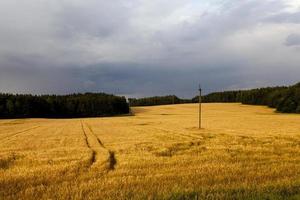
[0,0,300,98]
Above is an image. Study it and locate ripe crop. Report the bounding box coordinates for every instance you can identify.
[0,103,300,199]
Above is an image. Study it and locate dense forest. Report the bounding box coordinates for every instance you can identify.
[129,95,192,107]
[194,82,300,113]
[0,93,129,118]
[130,82,300,113]
[1,83,299,118]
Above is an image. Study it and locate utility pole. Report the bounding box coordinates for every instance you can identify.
[198,84,202,129]
[128,98,132,115]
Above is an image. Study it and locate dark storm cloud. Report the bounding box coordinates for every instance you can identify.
[0,61,242,97]
[0,0,300,97]
[1,58,297,98]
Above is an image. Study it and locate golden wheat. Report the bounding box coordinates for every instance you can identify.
[0,103,300,199]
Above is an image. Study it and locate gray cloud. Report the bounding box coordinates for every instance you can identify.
[0,60,298,98]
[57,1,131,38]
[285,34,300,46]
[0,62,241,97]
[266,11,300,24]
[0,0,300,98]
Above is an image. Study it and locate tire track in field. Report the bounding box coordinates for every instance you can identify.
[80,121,116,171]
[80,121,96,166]
[85,122,117,170]
[85,123,105,148]
[0,126,40,142]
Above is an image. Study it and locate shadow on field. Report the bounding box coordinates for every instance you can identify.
[107,151,117,170]
[0,153,18,170]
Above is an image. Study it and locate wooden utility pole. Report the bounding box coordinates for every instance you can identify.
[128,98,132,115]
[198,84,202,129]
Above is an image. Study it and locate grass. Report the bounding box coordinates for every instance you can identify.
[0,103,300,199]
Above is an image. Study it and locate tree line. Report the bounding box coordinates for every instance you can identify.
[194,82,300,113]
[192,83,300,113]
[1,82,299,118]
[0,93,129,118]
[129,82,300,113]
[129,95,192,107]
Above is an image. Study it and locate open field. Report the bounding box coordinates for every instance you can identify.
[0,103,300,199]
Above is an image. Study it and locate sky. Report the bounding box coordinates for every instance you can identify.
[0,0,300,98]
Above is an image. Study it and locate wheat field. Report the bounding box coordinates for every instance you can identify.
[0,103,300,199]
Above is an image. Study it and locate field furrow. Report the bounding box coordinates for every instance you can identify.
[0,126,40,142]
[79,120,116,171]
